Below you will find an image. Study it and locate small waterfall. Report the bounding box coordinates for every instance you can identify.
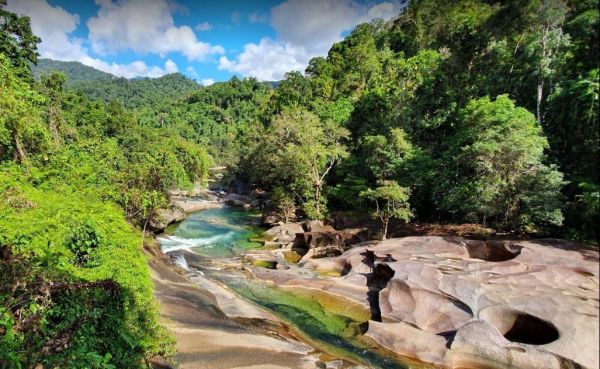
[174,254,190,270]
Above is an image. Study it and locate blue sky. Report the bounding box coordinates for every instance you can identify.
[6,0,408,84]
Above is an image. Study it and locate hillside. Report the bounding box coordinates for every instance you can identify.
[32,59,201,109]
[32,58,114,84]
[70,73,201,109]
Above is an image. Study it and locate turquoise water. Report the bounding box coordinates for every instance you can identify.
[158,207,422,369]
[158,207,265,257]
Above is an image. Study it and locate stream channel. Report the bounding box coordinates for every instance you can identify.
[158,206,427,369]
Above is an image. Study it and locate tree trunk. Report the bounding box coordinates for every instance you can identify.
[49,106,61,145]
[12,129,26,163]
[142,217,150,248]
[381,218,389,241]
[314,184,321,217]
[537,80,544,124]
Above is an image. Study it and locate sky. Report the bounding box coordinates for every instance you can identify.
[6,0,409,84]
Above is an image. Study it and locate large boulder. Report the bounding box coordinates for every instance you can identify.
[266,223,304,243]
[171,197,223,213]
[223,193,253,208]
[149,206,186,231]
[291,230,361,258]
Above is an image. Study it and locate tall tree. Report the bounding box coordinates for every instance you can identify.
[0,54,48,162]
[531,0,570,123]
[251,109,348,219]
[436,95,564,231]
[41,72,67,145]
[0,0,40,77]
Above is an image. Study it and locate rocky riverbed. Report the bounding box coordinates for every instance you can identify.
[254,232,599,369]
[151,198,598,369]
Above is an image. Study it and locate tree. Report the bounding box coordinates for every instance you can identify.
[41,72,67,145]
[436,95,564,231]
[251,109,348,220]
[0,0,40,77]
[530,0,570,123]
[361,180,412,240]
[0,54,48,163]
[271,186,295,223]
[362,128,415,181]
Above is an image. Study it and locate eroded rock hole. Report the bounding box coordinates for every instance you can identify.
[466,241,522,262]
[503,313,559,345]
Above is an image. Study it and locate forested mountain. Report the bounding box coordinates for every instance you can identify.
[32,59,201,109]
[129,0,598,242]
[137,76,273,164]
[32,58,114,84]
[70,73,200,109]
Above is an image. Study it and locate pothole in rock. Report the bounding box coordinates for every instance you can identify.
[465,241,523,262]
[503,313,559,345]
[481,307,559,345]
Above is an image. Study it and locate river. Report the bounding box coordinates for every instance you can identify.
[157,206,425,369]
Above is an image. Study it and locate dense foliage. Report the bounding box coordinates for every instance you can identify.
[32,58,114,85]
[1,4,211,366]
[41,0,595,241]
[240,0,596,241]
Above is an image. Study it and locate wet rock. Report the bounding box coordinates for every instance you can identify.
[261,210,283,226]
[302,245,345,260]
[267,223,304,243]
[150,206,186,231]
[291,230,361,257]
[244,252,278,269]
[283,250,302,264]
[223,193,253,208]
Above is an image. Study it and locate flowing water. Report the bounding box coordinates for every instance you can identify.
[158,206,422,369]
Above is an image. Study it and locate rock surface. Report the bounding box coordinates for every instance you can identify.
[248,236,599,369]
[150,206,186,231]
[223,193,254,208]
[171,196,223,213]
[149,254,328,369]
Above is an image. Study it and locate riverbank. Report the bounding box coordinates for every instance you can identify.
[147,250,323,369]
[147,195,598,369]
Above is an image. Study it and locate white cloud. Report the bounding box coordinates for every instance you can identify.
[5,0,81,61]
[195,21,213,31]
[87,0,224,61]
[220,0,405,80]
[81,57,179,78]
[218,38,308,81]
[248,11,268,24]
[271,0,360,54]
[164,59,178,74]
[6,0,183,78]
[201,78,215,86]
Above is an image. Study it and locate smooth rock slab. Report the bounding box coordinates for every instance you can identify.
[248,236,599,369]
